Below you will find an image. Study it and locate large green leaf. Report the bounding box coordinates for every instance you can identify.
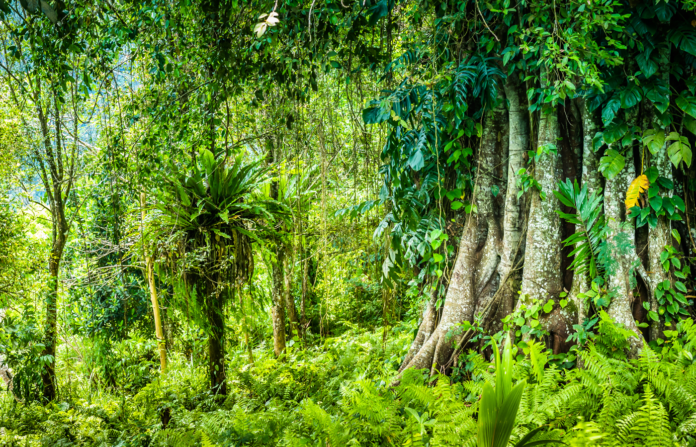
[603,122,628,145]
[620,84,642,109]
[666,132,693,168]
[636,50,657,78]
[602,98,620,126]
[492,382,526,447]
[676,95,696,119]
[642,129,665,155]
[598,149,625,179]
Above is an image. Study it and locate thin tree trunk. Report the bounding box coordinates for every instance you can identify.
[284,248,300,339]
[648,46,673,340]
[271,247,287,357]
[140,193,167,373]
[41,237,64,401]
[492,74,529,325]
[568,98,601,325]
[207,286,227,395]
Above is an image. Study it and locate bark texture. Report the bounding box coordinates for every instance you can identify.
[141,193,167,373]
[519,105,563,308]
[603,109,644,357]
[206,288,227,395]
[568,98,601,325]
[271,247,287,357]
[399,91,511,375]
[647,47,673,340]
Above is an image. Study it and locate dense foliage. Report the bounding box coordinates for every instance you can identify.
[0,0,696,445]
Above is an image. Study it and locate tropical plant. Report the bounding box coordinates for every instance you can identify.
[478,336,526,447]
[554,179,607,280]
[149,149,279,394]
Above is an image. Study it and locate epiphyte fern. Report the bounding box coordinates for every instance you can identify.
[554,179,607,279]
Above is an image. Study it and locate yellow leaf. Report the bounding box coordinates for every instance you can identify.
[625,174,649,214]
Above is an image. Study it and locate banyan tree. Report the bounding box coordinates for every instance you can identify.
[351,0,696,375]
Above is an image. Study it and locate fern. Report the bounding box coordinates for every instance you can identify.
[554,179,607,278]
[616,385,672,445]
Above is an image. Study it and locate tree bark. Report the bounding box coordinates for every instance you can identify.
[647,47,673,340]
[140,193,167,373]
[568,98,602,325]
[399,92,508,375]
[492,73,529,326]
[604,109,644,357]
[518,97,563,311]
[206,286,227,395]
[284,249,300,339]
[271,246,287,357]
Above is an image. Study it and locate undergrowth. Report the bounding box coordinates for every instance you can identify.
[2,315,696,446]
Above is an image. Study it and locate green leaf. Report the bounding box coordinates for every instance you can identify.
[602,98,620,126]
[649,311,659,321]
[685,116,696,136]
[599,149,625,179]
[676,95,696,119]
[493,382,526,447]
[676,281,688,293]
[663,197,675,215]
[212,229,230,239]
[620,84,642,109]
[603,122,628,145]
[451,201,464,210]
[645,166,659,183]
[642,129,665,155]
[559,299,567,309]
[650,196,663,212]
[672,257,682,270]
[672,195,686,212]
[636,50,657,78]
[667,137,693,168]
[657,176,674,189]
[408,148,425,171]
[491,185,499,197]
[200,149,216,176]
[543,301,554,313]
[432,253,443,263]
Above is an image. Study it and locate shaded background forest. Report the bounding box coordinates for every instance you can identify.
[0,0,696,445]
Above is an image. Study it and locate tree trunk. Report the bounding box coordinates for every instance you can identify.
[492,73,529,326]
[647,47,673,340]
[207,287,227,395]
[41,233,64,402]
[284,249,300,339]
[140,193,167,373]
[519,96,563,311]
[568,98,602,325]
[271,246,287,357]
[604,109,643,357]
[399,91,508,375]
